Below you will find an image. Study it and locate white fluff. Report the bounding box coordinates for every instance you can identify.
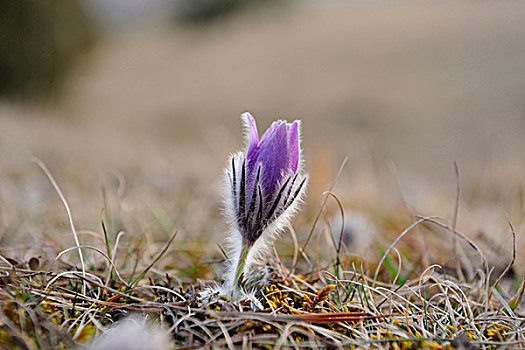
[86,316,170,350]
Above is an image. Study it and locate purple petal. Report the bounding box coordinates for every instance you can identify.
[241,112,259,161]
[287,121,300,173]
[258,120,281,146]
[242,116,302,206]
[257,122,288,196]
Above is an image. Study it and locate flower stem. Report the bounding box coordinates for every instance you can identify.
[234,244,251,289]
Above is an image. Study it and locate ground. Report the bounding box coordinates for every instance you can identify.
[0,1,524,348]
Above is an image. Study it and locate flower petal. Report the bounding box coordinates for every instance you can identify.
[257,121,288,197]
[287,121,300,173]
[241,112,259,161]
[258,120,279,146]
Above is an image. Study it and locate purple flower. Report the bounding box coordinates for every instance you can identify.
[245,115,300,201]
[223,113,307,293]
[231,113,306,245]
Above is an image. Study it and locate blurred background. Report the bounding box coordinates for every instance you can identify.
[1,0,524,279]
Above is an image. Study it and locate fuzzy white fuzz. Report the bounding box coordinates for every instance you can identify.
[86,316,170,350]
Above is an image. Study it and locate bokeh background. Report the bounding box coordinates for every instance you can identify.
[1,0,524,279]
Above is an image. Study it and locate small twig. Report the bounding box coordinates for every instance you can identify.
[0,254,14,268]
[217,322,235,350]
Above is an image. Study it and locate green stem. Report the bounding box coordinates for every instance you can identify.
[234,245,251,289]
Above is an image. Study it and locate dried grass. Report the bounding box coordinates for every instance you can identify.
[0,162,523,349]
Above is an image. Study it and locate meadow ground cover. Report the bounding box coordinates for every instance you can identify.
[1,2,525,348]
[0,111,523,349]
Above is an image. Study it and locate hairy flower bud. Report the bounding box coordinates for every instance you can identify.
[222,113,308,296]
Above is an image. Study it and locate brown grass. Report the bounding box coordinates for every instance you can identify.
[1,2,525,348]
[0,158,523,349]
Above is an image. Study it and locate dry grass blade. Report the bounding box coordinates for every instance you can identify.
[452,161,466,282]
[32,157,86,294]
[488,215,517,304]
[55,244,128,286]
[322,191,345,256]
[288,157,347,279]
[0,152,521,349]
[373,217,427,282]
[129,228,179,287]
[284,312,383,323]
[106,230,126,287]
[417,216,489,277]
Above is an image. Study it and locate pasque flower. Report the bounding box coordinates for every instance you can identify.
[223,112,307,296]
